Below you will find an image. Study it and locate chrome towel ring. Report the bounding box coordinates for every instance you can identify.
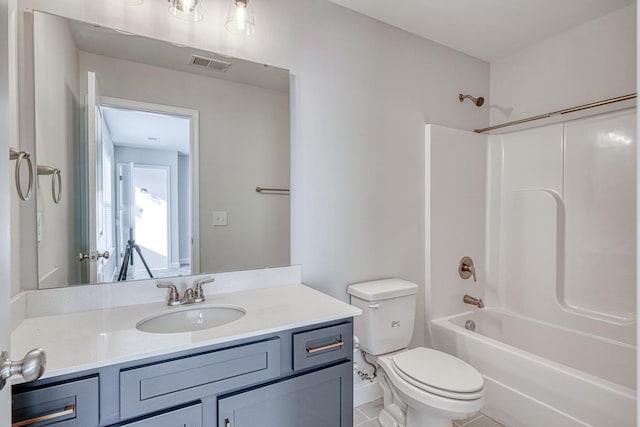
[9,147,34,201]
[37,165,62,204]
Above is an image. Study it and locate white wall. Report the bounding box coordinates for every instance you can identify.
[486,2,636,346]
[17,0,490,347]
[31,12,80,288]
[490,4,636,126]
[425,125,487,340]
[10,10,36,296]
[79,51,291,274]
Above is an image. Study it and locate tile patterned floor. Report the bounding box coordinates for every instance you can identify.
[354,399,505,427]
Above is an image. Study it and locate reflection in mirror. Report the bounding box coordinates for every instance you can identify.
[31,11,290,288]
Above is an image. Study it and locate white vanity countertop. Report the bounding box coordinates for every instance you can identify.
[11,284,361,383]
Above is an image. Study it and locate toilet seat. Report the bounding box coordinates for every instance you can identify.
[391,348,484,400]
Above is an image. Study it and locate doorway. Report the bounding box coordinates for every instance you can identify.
[100,98,199,280]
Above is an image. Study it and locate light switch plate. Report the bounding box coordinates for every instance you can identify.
[212,211,227,226]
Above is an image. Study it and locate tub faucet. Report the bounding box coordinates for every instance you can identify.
[463,294,484,308]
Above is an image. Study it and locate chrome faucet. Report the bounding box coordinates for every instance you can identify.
[180,288,195,305]
[157,277,215,306]
[463,294,484,308]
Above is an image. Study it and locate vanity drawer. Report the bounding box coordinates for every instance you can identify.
[292,322,352,371]
[12,376,99,427]
[120,338,281,420]
[119,403,202,427]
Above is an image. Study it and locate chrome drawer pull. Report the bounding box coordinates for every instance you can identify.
[12,404,75,427]
[306,340,344,354]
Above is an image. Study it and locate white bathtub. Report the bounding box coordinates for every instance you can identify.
[431,309,636,427]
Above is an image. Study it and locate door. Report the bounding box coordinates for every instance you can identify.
[132,165,170,274]
[87,71,115,283]
[0,0,12,422]
[117,162,134,278]
[217,362,352,427]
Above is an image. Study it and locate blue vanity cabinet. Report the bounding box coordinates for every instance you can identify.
[11,319,354,427]
[119,338,282,420]
[218,362,352,427]
[118,404,203,427]
[11,376,100,427]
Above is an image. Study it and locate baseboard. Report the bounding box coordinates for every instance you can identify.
[353,378,382,407]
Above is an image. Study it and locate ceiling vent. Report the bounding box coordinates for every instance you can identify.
[188,54,232,72]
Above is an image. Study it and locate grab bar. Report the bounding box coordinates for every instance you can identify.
[37,165,62,204]
[256,187,290,195]
[9,147,34,201]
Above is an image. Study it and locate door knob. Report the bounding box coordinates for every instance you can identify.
[77,250,110,262]
[0,348,47,390]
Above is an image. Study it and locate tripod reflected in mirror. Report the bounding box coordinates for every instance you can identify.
[117,228,153,281]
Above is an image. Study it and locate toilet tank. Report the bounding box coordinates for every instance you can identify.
[347,279,418,355]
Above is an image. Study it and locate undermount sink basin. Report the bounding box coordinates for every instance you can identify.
[136,305,246,334]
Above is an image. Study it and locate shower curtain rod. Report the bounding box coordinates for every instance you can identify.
[474,93,637,134]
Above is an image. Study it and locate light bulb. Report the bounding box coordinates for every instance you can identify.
[225,0,255,36]
[169,0,203,22]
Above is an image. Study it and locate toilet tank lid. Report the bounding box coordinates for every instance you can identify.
[347,279,418,301]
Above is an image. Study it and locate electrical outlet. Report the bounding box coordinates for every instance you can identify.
[212,211,227,226]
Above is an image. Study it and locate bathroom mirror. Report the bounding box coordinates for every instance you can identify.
[29,11,290,288]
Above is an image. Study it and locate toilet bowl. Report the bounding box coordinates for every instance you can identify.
[347,279,485,427]
[374,348,484,427]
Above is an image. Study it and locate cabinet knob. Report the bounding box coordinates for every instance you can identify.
[0,348,46,390]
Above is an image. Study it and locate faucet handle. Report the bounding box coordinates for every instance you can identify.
[181,288,195,305]
[459,256,477,282]
[193,277,214,303]
[157,282,181,306]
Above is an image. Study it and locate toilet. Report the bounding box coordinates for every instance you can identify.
[347,279,485,427]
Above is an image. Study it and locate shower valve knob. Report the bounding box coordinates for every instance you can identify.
[459,256,477,282]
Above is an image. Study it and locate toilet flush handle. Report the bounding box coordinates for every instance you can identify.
[368,303,380,309]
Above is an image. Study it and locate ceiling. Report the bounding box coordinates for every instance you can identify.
[68,19,290,93]
[102,107,191,154]
[327,0,635,61]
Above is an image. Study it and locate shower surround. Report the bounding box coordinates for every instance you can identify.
[425,108,636,426]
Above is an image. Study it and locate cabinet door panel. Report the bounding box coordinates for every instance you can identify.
[121,338,280,420]
[119,404,202,427]
[218,362,352,427]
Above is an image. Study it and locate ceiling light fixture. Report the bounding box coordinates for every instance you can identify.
[225,0,255,36]
[168,0,204,22]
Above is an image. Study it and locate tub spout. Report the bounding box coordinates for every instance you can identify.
[463,294,484,308]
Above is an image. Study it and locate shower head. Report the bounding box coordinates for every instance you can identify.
[459,93,485,107]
